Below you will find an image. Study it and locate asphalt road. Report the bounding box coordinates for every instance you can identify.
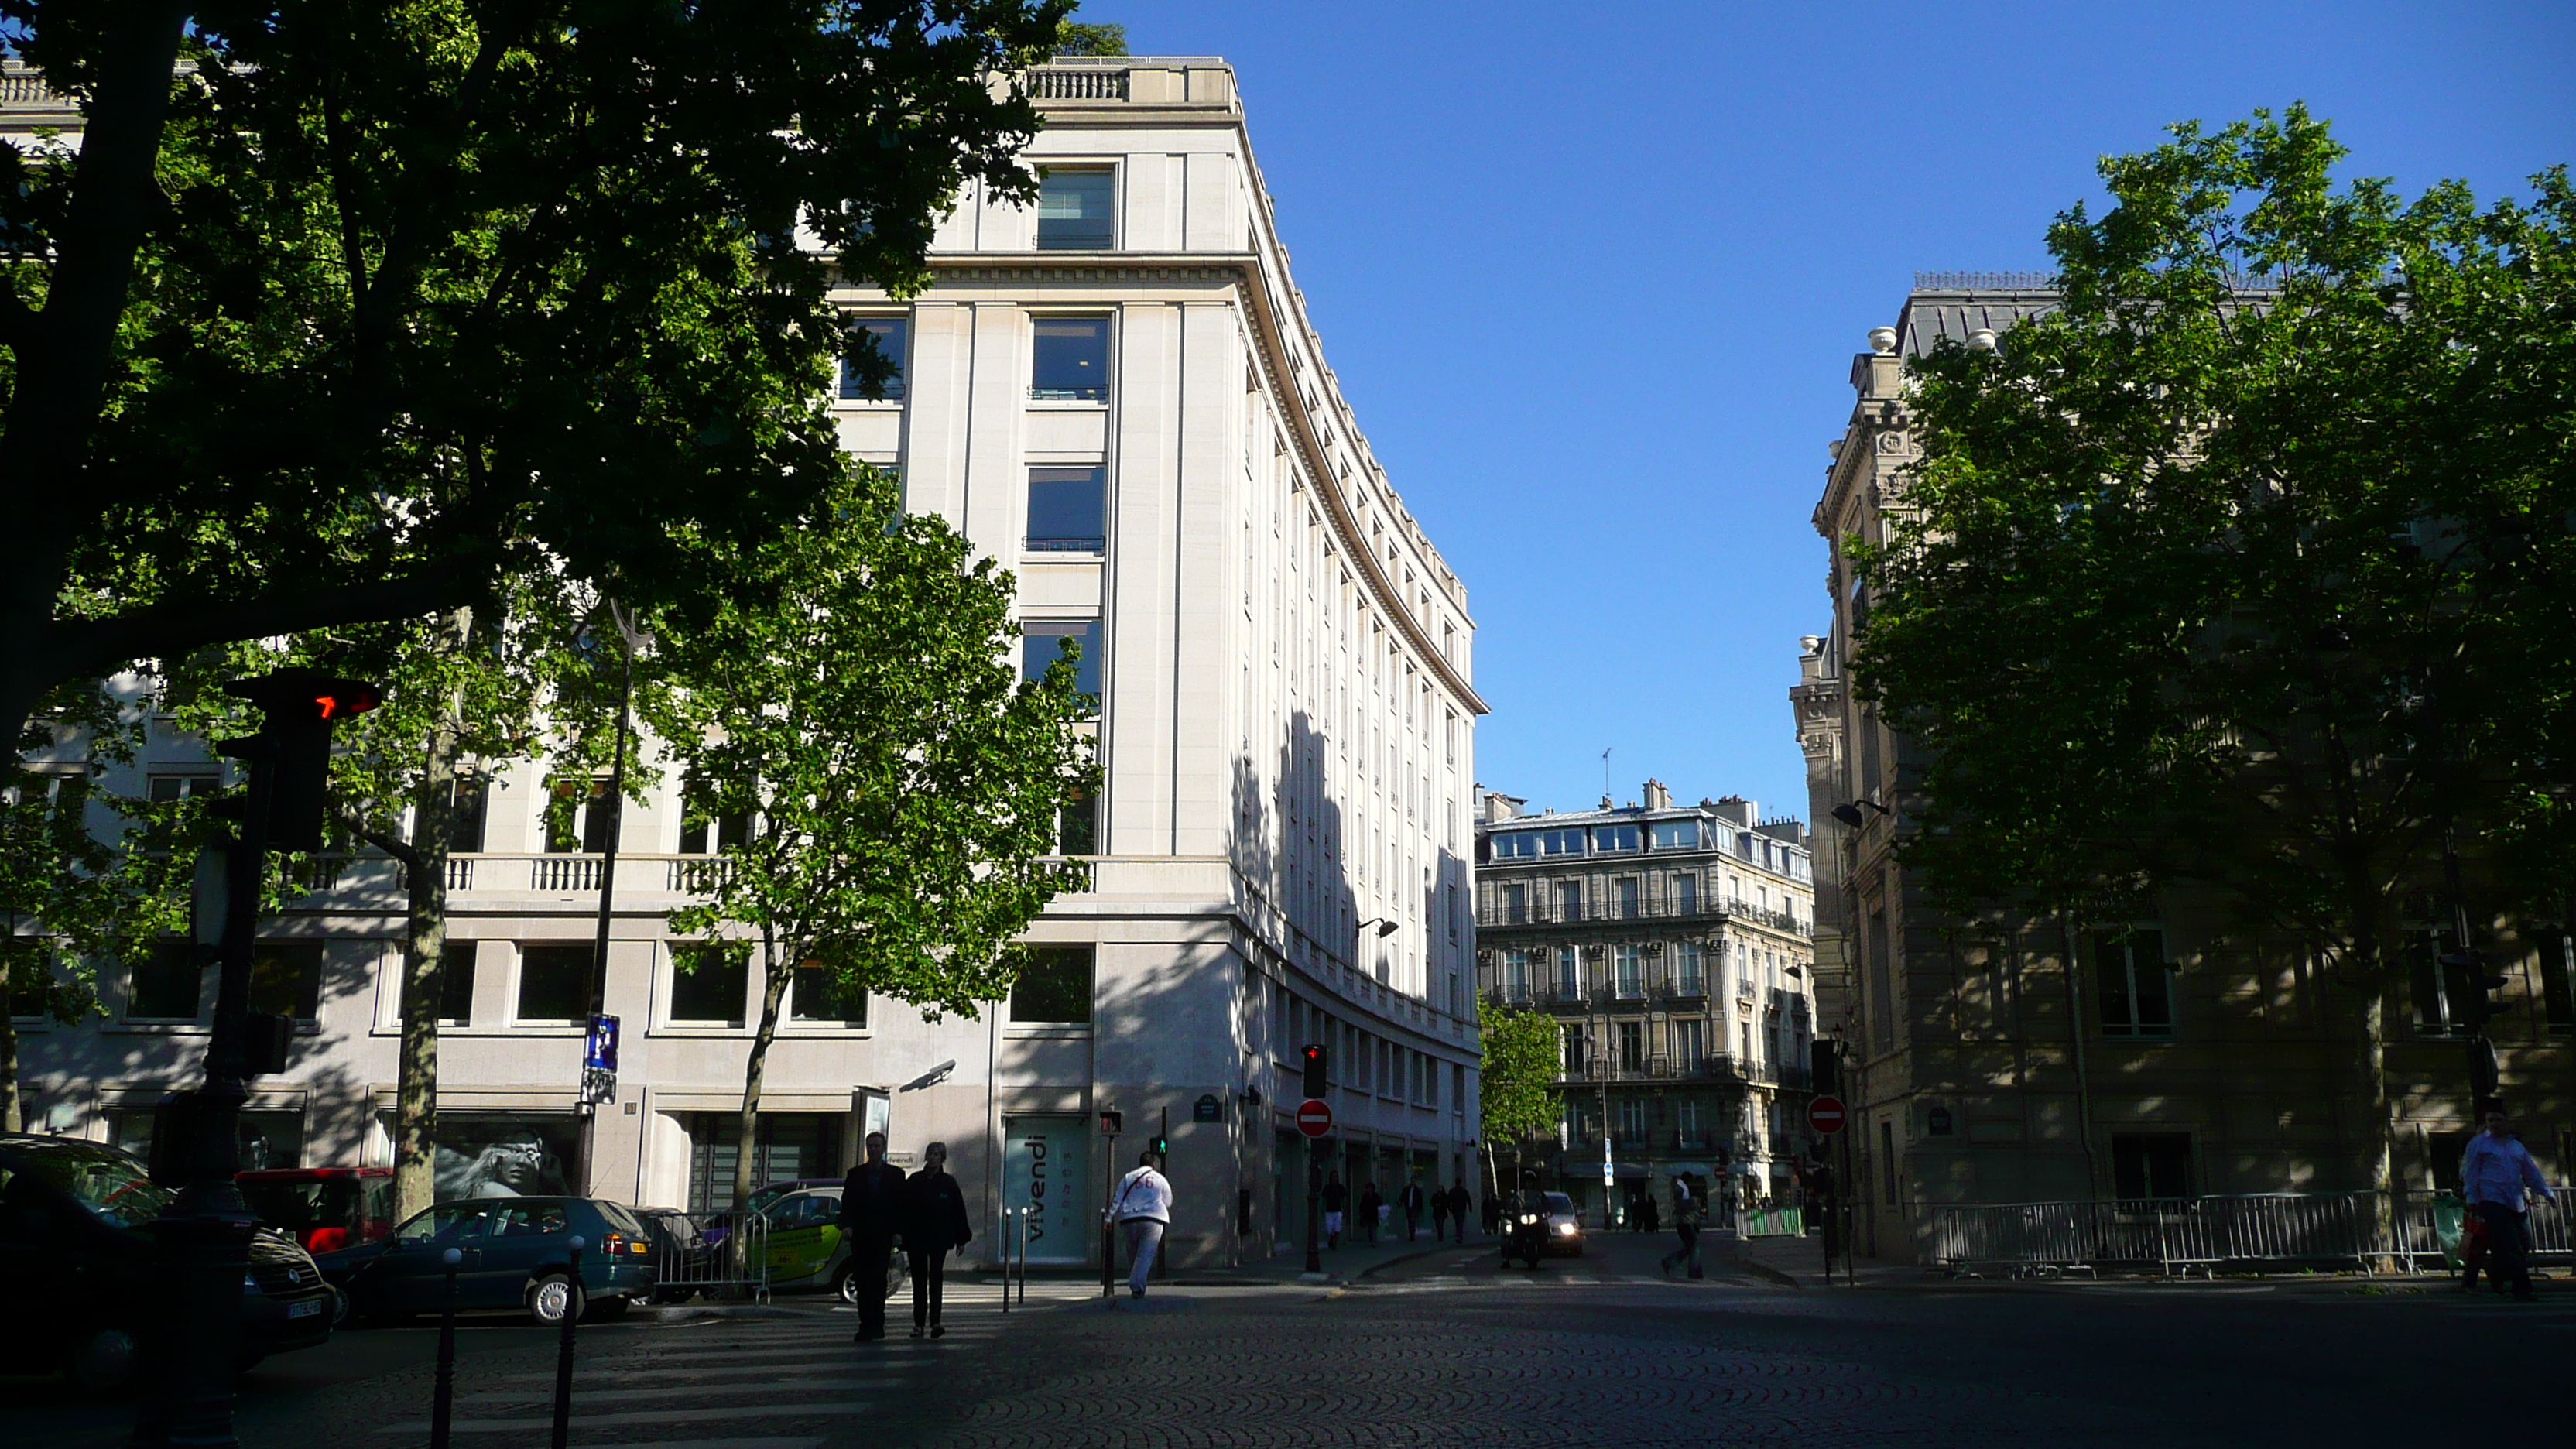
[10,1240,2567,1449]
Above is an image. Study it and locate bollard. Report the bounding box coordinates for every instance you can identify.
[430,1246,463,1449]
[1017,1204,1029,1306]
[550,1235,584,1449]
[1000,1209,1015,1314]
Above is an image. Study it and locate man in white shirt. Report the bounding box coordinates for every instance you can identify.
[2461,1107,2557,1303]
[1112,1150,1173,1300]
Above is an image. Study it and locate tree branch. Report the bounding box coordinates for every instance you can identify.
[44,560,479,682]
[341,810,423,874]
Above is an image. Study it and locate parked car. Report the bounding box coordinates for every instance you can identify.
[317,1196,656,1326]
[744,1177,842,1218]
[634,1207,721,1303]
[755,1186,905,1305]
[239,1166,396,1255]
[0,1134,335,1391]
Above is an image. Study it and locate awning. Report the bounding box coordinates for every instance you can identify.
[1612,1162,1652,1180]
[1659,1163,1715,1177]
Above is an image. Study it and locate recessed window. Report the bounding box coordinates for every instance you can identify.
[2095,930,2173,1037]
[1022,619,1101,699]
[1031,317,1110,401]
[546,777,619,854]
[1676,941,1704,994]
[128,940,203,1020]
[1491,831,1536,860]
[2111,1132,2193,1201]
[402,946,476,1025]
[1595,824,1639,853]
[670,944,748,1026]
[1614,944,1643,998]
[1673,874,1698,915]
[1673,1016,1705,1067]
[1036,168,1115,249]
[839,316,909,402]
[790,960,866,1026]
[1025,465,1107,552]
[1618,1020,1644,1073]
[1009,945,1094,1024]
[516,945,592,1023]
[248,943,323,1021]
[1650,820,1699,850]
[1057,789,1099,856]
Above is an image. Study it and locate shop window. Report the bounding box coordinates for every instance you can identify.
[1035,167,1115,249]
[2110,1132,2193,1201]
[1009,945,1094,1024]
[128,940,203,1019]
[839,315,909,401]
[1022,619,1101,699]
[2094,929,2173,1038]
[1030,316,1110,400]
[248,942,324,1021]
[1026,466,1107,552]
[790,960,867,1026]
[114,1108,303,1172]
[432,1116,578,1198]
[516,945,592,1023]
[687,1112,841,1213]
[670,944,748,1026]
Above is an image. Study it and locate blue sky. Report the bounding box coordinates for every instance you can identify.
[1094,2,2573,822]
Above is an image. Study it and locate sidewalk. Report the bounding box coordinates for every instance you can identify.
[1724,1230,2575,1295]
[1725,1230,1934,1289]
[1190,1227,1495,1286]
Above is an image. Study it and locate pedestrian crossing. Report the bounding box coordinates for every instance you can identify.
[376,1306,1017,1447]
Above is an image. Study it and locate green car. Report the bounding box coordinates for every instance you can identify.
[757,1187,906,1305]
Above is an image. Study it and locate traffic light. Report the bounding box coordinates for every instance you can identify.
[222,669,381,852]
[1300,1043,1327,1099]
[1149,1134,1170,1157]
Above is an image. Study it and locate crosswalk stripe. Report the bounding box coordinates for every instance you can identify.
[456,1379,899,1407]
[382,1402,877,1434]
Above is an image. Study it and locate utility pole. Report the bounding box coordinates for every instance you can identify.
[136,670,377,1449]
[575,604,647,1192]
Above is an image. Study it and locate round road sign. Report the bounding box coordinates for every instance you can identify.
[1807,1095,1848,1136]
[1296,1098,1334,1138]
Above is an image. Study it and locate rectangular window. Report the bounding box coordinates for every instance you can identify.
[1880,1119,1898,1201]
[128,940,203,1019]
[1614,944,1642,998]
[1616,878,1640,919]
[1561,1023,1588,1076]
[2094,930,2173,1037]
[790,960,867,1026]
[1595,824,1639,853]
[1009,945,1094,1024]
[670,944,748,1026]
[1557,945,1580,999]
[545,778,618,855]
[1677,1097,1704,1144]
[1618,1020,1644,1073]
[1492,831,1536,860]
[437,948,474,1026]
[1502,948,1530,1002]
[1022,620,1102,699]
[1500,882,1526,923]
[1676,941,1704,995]
[1673,1017,1704,1070]
[1556,880,1582,920]
[2111,1132,2193,1201]
[1035,167,1115,249]
[148,772,219,804]
[1617,1095,1648,1142]
[1538,828,1586,857]
[839,315,909,401]
[1446,884,1459,944]
[679,810,752,855]
[1650,819,1699,850]
[516,945,592,1023]
[1025,466,1107,552]
[2542,933,2574,1036]
[248,943,324,1021]
[1030,316,1111,400]
[1057,790,1099,856]
[1673,875,1697,916]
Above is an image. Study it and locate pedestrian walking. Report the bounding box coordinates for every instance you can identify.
[1401,1179,1425,1241]
[1480,1187,1499,1236]
[2461,1108,2557,1303]
[1112,1149,1173,1300]
[1429,1183,1451,1243]
[901,1141,972,1338]
[2461,1208,2496,1294]
[1322,1172,1348,1249]
[1641,1191,1660,1236]
[1660,1176,1704,1279]
[1358,1181,1383,1245]
[838,1131,907,1343]
[1451,1184,1471,1242]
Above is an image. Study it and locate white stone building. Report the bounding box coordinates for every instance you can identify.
[7,56,1486,1271]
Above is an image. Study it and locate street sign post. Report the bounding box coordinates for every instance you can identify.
[581,1015,620,1106]
[1296,1098,1333,1138]
[1807,1095,1848,1136]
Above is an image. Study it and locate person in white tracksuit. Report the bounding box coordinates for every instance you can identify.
[1112,1151,1173,1299]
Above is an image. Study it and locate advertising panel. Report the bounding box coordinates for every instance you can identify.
[1002,1115,1091,1265]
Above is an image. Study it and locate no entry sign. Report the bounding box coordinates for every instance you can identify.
[1807,1095,1848,1136]
[1296,1098,1334,1138]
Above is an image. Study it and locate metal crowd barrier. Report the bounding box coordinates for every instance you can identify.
[1934,1188,2573,1278]
[649,1211,772,1303]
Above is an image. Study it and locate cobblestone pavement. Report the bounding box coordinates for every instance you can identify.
[13,1247,2570,1449]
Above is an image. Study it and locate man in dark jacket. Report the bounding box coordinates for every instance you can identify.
[901,1141,974,1338]
[1358,1181,1383,1246]
[1321,1172,1348,1249]
[1451,1183,1472,1242]
[1429,1182,1451,1243]
[1400,1179,1426,1242]
[838,1132,906,1343]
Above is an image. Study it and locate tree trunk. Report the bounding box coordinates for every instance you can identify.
[734,927,791,1212]
[392,605,473,1223]
[0,980,19,1134]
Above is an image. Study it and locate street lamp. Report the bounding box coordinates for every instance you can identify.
[1828,798,1893,829]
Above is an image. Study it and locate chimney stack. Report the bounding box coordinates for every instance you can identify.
[1642,779,1671,811]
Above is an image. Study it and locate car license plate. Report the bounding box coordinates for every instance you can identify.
[287,1298,324,1319]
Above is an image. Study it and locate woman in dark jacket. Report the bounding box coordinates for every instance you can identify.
[901,1141,974,1338]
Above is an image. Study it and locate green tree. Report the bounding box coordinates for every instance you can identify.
[1852,108,2575,1177]
[0,0,1070,755]
[1477,998,1560,1194]
[1053,19,1125,54]
[650,468,1094,1209]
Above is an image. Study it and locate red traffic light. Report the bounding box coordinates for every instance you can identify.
[311,683,381,720]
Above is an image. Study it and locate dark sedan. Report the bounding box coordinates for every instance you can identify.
[0,1134,335,1391]
[319,1195,656,1325]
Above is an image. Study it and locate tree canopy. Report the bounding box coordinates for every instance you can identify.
[0,0,1070,749]
[1852,107,2576,969]
[1477,998,1561,1160]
